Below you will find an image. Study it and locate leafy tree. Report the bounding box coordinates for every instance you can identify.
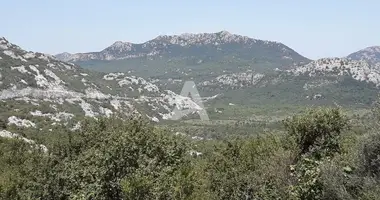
[283,107,349,159]
[360,99,380,179]
[0,137,46,199]
[360,133,380,180]
[0,117,196,199]
[284,108,349,199]
[203,134,294,199]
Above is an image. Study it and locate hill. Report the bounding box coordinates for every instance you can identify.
[0,37,205,130]
[55,31,311,75]
[347,46,380,64]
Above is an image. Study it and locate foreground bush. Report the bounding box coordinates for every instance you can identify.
[0,117,194,200]
[284,108,350,199]
[202,134,294,199]
[2,107,380,199]
[283,108,349,159]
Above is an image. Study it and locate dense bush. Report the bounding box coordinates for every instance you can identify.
[0,117,195,199]
[202,134,294,199]
[361,133,380,179]
[283,108,349,159]
[1,107,380,199]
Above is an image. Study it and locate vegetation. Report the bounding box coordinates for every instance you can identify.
[1,105,380,199]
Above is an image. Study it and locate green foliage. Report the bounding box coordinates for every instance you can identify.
[289,156,324,200]
[200,134,295,199]
[284,108,350,200]
[0,137,46,199]
[361,133,380,179]
[360,100,380,180]
[0,117,195,199]
[0,116,6,129]
[283,108,349,159]
[2,106,380,199]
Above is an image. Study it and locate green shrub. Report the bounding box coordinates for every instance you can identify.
[284,108,350,200]
[203,134,294,199]
[0,117,196,199]
[361,133,380,179]
[283,107,349,159]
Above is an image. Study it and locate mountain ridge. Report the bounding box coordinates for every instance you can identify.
[0,37,207,129]
[54,31,311,65]
[347,46,380,64]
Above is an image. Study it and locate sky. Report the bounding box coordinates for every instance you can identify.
[1,0,379,59]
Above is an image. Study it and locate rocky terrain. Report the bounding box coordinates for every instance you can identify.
[198,57,380,88]
[0,37,207,130]
[2,34,380,129]
[53,31,380,109]
[191,57,380,109]
[286,57,380,85]
[347,46,380,64]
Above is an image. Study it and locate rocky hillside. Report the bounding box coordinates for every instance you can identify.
[193,57,380,108]
[347,46,380,64]
[0,37,205,130]
[198,57,380,88]
[286,57,380,86]
[55,31,310,66]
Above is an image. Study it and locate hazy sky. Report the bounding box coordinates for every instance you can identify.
[2,0,379,59]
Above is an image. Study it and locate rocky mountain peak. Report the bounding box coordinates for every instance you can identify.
[363,46,380,53]
[54,52,72,61]
[0,37,20,51]
[347,46,380,64]
[105,41,133,51]
[54,31,309,63]
[153,31,253,46]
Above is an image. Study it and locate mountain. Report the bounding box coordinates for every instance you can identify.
[54,52,72,62]
[286,57,380,85]
[194,57,380,109]
[0,37,206,130]
[55,31,310,67]
[197,57,380,89]
[4,35,380,129]
[347,46,380,64]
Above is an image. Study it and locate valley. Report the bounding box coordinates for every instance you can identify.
[55,32,380,122]
[2,32,380,139]
[1,30,380,199]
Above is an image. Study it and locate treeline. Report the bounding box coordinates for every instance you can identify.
[1,107,380,199]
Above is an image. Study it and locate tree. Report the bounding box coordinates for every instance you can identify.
[283,108,349,200]
[204,135,293,199]
[0,117,196,200]
[283,107,349,159]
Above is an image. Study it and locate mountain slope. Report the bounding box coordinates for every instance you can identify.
[347,46,380,64]
[192,57,380,110]
[287,57,380,85]
[0,37,205,130]
[55,31,310,67]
